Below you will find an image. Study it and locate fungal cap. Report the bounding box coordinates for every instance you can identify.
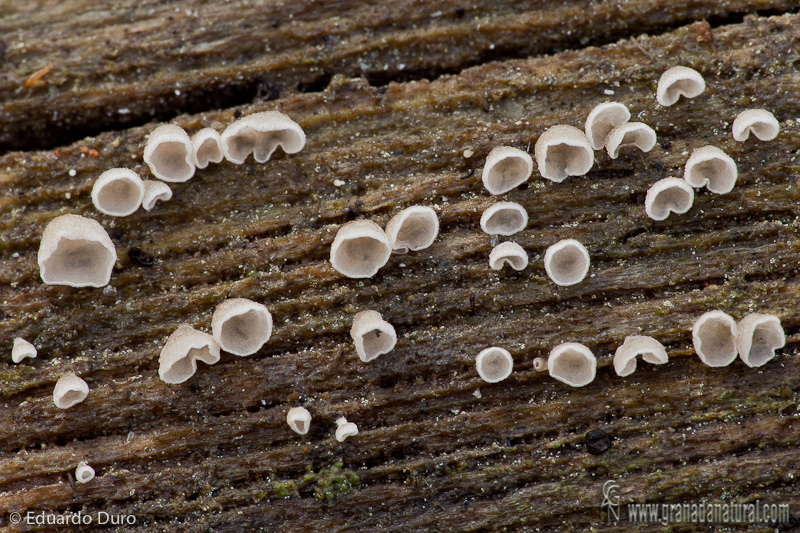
[220,111,306,164]
[38,214,117,288]
[605,122,657,159]
[53,373,89,409]
[335,417,358,442]
[211,298,272,356]
[330,220,392,278]
[286,406,312,435]
[350,310,397,362]
[543,239,590,286]
[683,145,738,194]
[479,202,528,236]
[488,242,528,271]
[534,125,594,182]
[732,109,779,142]
[191,127,224,169]
[12,337,37,363]
[143,123,195,182]
[644,177,694,221]
[548,342,597,387]
[142,180,173,211]
[481,146,533,194]
[736,313,785,368]
[158,324,221,384]
[613,335,668,377]
[585,102,631,150]
[532,357,547,372]
[692,310,738,367]
[656,66,705,106]
[385,206,439,253]
[76,461,95,484]
[91,168,145,216]
[475,347,513,383]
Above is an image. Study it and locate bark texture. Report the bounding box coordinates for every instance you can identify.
[1,1,800,531]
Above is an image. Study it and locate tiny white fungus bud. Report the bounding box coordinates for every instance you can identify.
[548,342,596,387]
[644,177,694,221]
[613,335,668,377]
[91,168,145,217]
[75,461,95,484]
[732,109,780,142]
[475,347,513,383]
[38,214,117,288]
[350,310,397,362]
[534,125,594,182]
[12,338,37,363]
[480,202,528,236]
[736,313,785,368]
[335,417,358,442]
[532,357,547,372]
[481,146,533,195]
[385,206,439,253]
[286,406,312,435]
[543,239,590,286]
[656,66,705,106]
[143,123,195,182]
[142,180,173,211]
[158,324,221,384]
[488,242,528,271]
[692,310,738,367]
[191,127,224,168]
[211,298,272,356]
[585,102,630,150]
[330,220,391,278]
[683,146,738,194]
[221,111,306,164]
[53,373,89,409]
[605,122,657,159]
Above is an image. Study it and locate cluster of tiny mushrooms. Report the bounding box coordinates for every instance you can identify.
[11,65,786,482]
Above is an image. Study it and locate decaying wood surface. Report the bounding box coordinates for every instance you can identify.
[1,1,800,531]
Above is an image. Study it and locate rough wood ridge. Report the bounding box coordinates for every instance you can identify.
[1,2,800,531]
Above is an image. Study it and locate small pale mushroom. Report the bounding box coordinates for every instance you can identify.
[481,146,533,194]
[191,127,224,168]
[683,146,738,194]
[475,347,513,383]
[38,214,117,288]
[211,298,272,356]
[613,336,668,377]
[548,342,597,387]
[143,123,195,182]
[329,220,392,278]
[91,168,145,217]
[350,310,397,363]
[532,357,547,372]
[220,110,306,164]
[534,125,594,182]
[692,310,738,367]
[158,324,221,384]
[585,102,630,150]
[335,417,358,442]
[644,177,694,221]
[732,109,780,142]
[142,180,173,211]
[53,373,89,409]
[12,337,37,363]
[488,242,528,271]
[656,66,705,106]
[75,461,95,484]
[480,202,528,236]
[605,122,657,159]
[543,239,590,286]
[736,313,785,368]
[286,406,312,435]
[385,206,439,253]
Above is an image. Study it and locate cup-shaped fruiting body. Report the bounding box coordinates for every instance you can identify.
[489,242,528,271]
[350,310,397,363]
[605,122,657,159]
[535,125,594,182]
[644,177,694,221]
[385,206,439,253]
[548,342,597,387]
[475,347,513,383]
[335,417,358,442]
[736,313,785,368]
[142,180,173,211]
[143,124,195,182]
[330,220,392,278]
[286,406,312,435]
[12,338,37,363]
[191,127,224,169]
[656,66,705,106]
[613,336,668,377]
[211,298,272,356]
[480,202,528,236]
[38,214,117,288]
[585,102,630,150]
[481,146,533,194]
[532,357,548,372]
[158,324,221,384]
[692,310,738,367]
[221,111,306,164]
[75,462,95,484]
[53,373,89,409]
[683,146,738,194]
[544,239,590,286]
[91,168,145,217]
[732,109,779,142]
